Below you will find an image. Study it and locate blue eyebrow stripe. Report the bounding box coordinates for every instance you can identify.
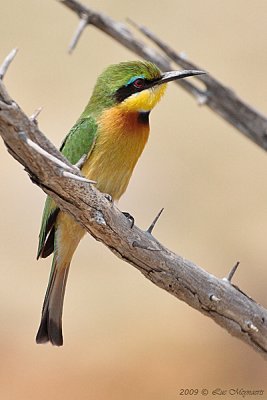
[125,75,145,86]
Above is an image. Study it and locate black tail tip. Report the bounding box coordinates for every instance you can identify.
[36,319,63,346]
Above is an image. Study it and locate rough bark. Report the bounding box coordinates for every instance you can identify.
[1,74,267,358]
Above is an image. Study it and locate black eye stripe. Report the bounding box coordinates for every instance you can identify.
[114,77,160,103]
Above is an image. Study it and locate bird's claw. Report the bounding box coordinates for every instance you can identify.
[103,193,113,202]
[122,212,135,228]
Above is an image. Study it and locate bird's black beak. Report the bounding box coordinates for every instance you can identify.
[153,69,205,87]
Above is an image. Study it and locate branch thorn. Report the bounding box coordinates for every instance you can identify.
[19,131,96,184]
[18,131,74,171]
[62,170,96,184]
[147,208,164,234]
[197,93,208,105]
[223,261,240,283]
[75,153,87,169]
[0,48,18,80]
[178,51,188,60]
[68,13,89,54]
[29,107,43,125]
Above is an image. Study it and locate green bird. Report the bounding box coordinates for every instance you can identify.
[36,60,204,346]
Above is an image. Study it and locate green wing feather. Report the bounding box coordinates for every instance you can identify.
[37,117,98,259]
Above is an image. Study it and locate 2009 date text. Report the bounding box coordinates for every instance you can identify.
[179,389,199,395]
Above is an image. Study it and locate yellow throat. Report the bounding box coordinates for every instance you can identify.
[118,84,167,112]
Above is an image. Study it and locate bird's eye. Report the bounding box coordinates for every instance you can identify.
[133,78,145,89]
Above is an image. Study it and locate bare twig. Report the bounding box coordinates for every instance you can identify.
[1,66,267,358]
[60,0,267,152]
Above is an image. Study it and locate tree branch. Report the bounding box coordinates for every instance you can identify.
[59,0,267,151]
[1,58,267,358]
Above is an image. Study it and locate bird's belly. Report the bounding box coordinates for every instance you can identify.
[56,148,135,254]
[93,165,133,200]
[82,147,143,200]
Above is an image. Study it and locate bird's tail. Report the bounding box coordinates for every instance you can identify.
[36,212,85,346]
[36,253,70,346]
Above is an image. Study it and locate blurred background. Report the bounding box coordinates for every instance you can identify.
[1,1,267,399]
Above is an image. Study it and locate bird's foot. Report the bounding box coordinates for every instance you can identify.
[122,211,135,228]
[103,193,113,202]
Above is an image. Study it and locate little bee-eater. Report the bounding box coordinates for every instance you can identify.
[36,61,203,346]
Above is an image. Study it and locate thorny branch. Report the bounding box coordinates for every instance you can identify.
[60,0,267,151]
[1,44,267,358]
